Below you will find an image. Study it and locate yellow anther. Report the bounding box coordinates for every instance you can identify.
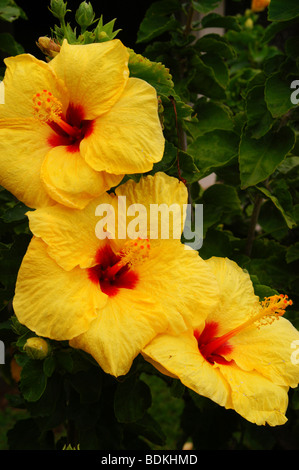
[33,90,81,139]
[105,238,151,279]
[32,89,62,123]
[257,294,292,327]
[119,237,151,268]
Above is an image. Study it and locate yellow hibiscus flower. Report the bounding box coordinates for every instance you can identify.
[13,172,219,377]
[142,257,299,426]
[0,39,164,209]
[251,0,270,12]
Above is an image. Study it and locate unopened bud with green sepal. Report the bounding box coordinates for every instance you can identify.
[24,337,50,360]
[75,2,95,32]
[49,0,69,21]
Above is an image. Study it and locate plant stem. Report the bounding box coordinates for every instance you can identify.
[184,4,195,37]
[245,194,263,257]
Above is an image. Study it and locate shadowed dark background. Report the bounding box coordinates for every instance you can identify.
[0,0,262,61]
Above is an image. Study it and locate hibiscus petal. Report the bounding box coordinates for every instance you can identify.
[142,331,230,407]
[28,194,114,271]
[13,238,107,340]
[0,120,55,208]
[70,288,167,377]
[205,256,260,334]
[49,39,129,120]
[219,364,289,426]
[1,53,68,120]
[229,317,299,388]
[40,145,123,209]
[108,172,188,252]
[138,240,219,331]
[80,78,165,174]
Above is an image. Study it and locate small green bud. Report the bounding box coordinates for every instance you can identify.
[24,337,50,360]
[49,0,68,21]
[97,31,108,40]
[244,18,254,29]
[75,2,95,31]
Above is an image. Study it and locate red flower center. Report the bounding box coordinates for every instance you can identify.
[194,322,233,365]
[33,90,94,152]
[87,244,139,297]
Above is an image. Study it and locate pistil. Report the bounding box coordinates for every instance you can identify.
[105,237,151,278]
[199,294,292,360]
[33,89,81,139]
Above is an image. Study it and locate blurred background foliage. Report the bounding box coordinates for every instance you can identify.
[0,0,299,450]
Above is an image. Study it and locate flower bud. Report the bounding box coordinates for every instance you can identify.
[49,0,68,21]
[75,2,95,31]
[244,18,254,29]
[24,337,50,360]
[97,31,108,41]
[251,0,270,13]
[36,37,61,59]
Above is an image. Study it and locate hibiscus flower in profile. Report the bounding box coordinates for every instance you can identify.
[0,39,164,209]
[251,0,270,12]
[142,257,299,426]
[13,172,219,377]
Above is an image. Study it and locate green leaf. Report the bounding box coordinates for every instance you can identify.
[189,53,226,100]
[265,72,297,118]
[239,126,295,189]
[7,418,46,450]
[188,130,239,178]
[2,201,30,223]
[200,203,223,237]
[195,34,235,60]
[43,356,56,378]
[246,85,274,138]
[268,0,299,21]
[277,156,299,174]
[251,276,278,300]
[114,376,152,423]
[20,359,47,402]
[69,370,102,404]
[149,140,176,175]
[185,100,234,138]
[286,242,299,263]
[258,200,292,239]
[0,0,27,22]
[201,13,241,32]
[201,52,229,88]
[136,0,181,43]
[285,36,299,60]
[202,184,242,215]
[0,32,24,55]
[160,141,201,183]
[126,412,166,447]
[192,0,221,14]
[177,149,201,183]
[262,17,299,44]
[128,48,174,96]
[198,227,233,259]
[0,233,30,309]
